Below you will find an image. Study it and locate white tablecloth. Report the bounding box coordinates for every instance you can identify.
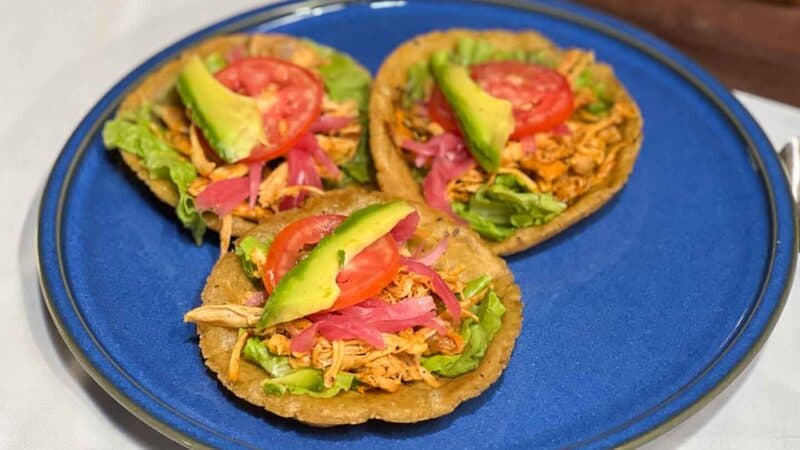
[2,1,799,448]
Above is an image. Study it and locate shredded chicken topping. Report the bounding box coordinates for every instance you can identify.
[301,329,439,392]
[184,264,478,393]
[381,265,466,304]
[267,265,468,391]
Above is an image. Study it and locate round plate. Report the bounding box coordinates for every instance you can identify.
[37,0,796,448]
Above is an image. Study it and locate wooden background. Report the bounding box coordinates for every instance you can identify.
[572,0,800,107]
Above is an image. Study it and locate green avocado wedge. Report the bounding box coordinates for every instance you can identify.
[429,50,514,173]
[175,56,265,163]
[257,201,416,329]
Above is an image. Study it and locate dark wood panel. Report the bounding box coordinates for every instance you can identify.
[572,0,800,106]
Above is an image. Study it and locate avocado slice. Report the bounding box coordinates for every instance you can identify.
[257,201,416,329]
[263,368,324,395]
[175,56,265,163]
[429,51,514,173]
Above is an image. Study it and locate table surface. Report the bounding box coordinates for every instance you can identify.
[2,1,799,448]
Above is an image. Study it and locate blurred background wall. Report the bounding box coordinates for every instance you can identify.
[573,0,800,106]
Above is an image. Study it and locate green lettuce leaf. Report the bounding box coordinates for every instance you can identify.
[402,37,493,108]
[263,368,356,398]
[306,41,375,186]
[310,42,371,112]
[422,291,506,377]
[454,38,559,68]
[452,201,515,241]
[454,38,495,66]
[339,118,374,185]
[243,338,356,398]
[526,49,558,68]
[403,60,431,108]
[492,48,527,63]
[235,236,272,280]
[401,37,559,112]
[102,106,206,243]
[460,275,492,300]
[242,337,292,378]
[479,291,505,341]
[454,173,566,241]
[203,52,227,74]
[575,68,614,116]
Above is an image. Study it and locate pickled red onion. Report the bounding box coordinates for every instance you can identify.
[195,177,250,216]
[289,296,441,353]
[400,258,461,321]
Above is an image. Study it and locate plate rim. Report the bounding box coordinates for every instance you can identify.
[35,0,798,448]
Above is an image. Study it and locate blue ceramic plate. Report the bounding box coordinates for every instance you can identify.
[38,0,796,448]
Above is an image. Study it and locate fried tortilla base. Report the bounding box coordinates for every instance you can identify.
[115,34,371,237]
[369,29,643,255]
[196,189,523,426]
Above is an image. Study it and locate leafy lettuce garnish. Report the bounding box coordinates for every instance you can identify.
[524,49,558,68]
[494,48,558,67]
[242,337,292,377]
[459,274,492,300]
[453,173,566,241]
[203,52,228,74]
[403,37,560,105]
[306,40,375,186]
[422,290,505,377]
[454,38,496,66]
[263,368,356,398]
[235,236,272,280]
[310,41,371,112]
[340,123,374,185]
[403,61,431,108]
[243,338,356,398]
[102,105,206,243]
[575,68,614,116]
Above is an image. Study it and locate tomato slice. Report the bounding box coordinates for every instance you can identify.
[427,86,459,133]
[427,61,574,139]
[262,215,400,311]
[332,235,399,311]
[216,57,323,162]
[262,215,344,292]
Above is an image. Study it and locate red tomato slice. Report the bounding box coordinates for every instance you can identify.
[427,61,574,139]
[262,215,344,292]
[216,57,323,162]
[332,235,399,311]
[427,86,459,133]
[262,215,400,311]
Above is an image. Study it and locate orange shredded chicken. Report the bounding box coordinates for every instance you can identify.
[219,214,233,257]
[228,330,250,382]
[379,265,464,304]
[189,126,216,176]
[291,328,441,392]
[244,298,468,393]
[209,163,249,182]
[239,264,473,393]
